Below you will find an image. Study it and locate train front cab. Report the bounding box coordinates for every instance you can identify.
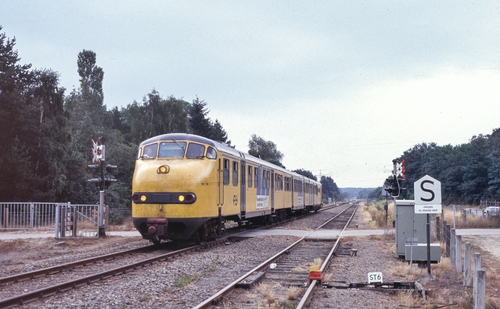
[132,135,224,243]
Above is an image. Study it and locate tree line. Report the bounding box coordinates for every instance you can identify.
[370,131,500,205]
[0,28,341,219]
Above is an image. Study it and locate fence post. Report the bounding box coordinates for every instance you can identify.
[475,269,486,309]
[70,202,77,237]
[456,235,462,273]
[30,202,35,230]
[0,204,4,229]
[436,217,441,241]
[450,229,456,268]
[55,204,60,238]
[60,204,66,238]
[474,253,482,306]
[464,242,471,286]
[445,222,451,257]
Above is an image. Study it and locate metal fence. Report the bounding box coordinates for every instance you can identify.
[55,203,108,238]
[0,202,61,230]
[0,202,107,238]
[480,200,500,207]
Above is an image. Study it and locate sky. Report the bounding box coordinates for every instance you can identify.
[1,1,500,188]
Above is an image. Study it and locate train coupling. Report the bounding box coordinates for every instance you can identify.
[146,218,168,237]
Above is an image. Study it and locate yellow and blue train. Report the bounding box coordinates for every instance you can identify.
[132,133,322,244]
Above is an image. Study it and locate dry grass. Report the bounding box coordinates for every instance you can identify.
[441,207,500,229]
[286,286,300,300]
[363,200,395,229]
[313,257,323,266]
[357,202,500,308]
[397,290,421,308]
[322,272,332,282]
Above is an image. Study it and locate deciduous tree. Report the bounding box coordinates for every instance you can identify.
[248,134,284,165]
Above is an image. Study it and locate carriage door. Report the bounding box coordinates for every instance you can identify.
[218,158,224,207]
[240,160,246,215]
[271,170,275,211]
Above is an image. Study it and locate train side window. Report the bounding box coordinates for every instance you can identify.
[254,167,258,188]
[248,166,253,188]
[186,143,205,159]
[206,147,216,159]
[223,159,230,185]
[142,144,158,159]
[232,161,238,186]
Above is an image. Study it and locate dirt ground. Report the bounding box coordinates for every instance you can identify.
[0,235,145,272]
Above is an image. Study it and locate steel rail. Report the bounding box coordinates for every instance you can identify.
[296,203,359,309]
[192,203,357,309]
[0,244,159,285]
[0,240,227,309]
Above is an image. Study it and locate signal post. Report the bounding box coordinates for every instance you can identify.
[88,137,117,237]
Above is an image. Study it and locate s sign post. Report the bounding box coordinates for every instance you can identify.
[414,175,442,275]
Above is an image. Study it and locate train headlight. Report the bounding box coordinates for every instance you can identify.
[140,195,147,202]
[157,165,170,174]
[177,193,195,203]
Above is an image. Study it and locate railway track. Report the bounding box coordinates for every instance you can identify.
[193,203,358,309]
[0,202,357,308]
[0,241,222,309]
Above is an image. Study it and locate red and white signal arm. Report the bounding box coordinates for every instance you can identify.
[414,175,442,214]
[396,159,405,178]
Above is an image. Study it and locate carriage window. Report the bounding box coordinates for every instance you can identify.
[142,144,158,159]
[206,147,216,159]
[186,143,205,159]
[248,166,253,188]
[264,170,270,189]
[158,142,186,158]
[254,167,258,188]
[277,174,283,191]
[232,161,238,186]
[223,159,230,185]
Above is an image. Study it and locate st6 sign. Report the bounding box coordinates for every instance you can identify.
[414,175,442,214]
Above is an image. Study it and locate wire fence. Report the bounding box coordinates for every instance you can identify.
[436,210,496,308]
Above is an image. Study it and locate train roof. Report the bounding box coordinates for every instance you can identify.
[139,133,321,185]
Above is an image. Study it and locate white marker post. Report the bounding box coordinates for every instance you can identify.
[414,175,442,275]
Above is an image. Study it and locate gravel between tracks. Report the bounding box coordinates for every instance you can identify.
[0,206,470,308]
